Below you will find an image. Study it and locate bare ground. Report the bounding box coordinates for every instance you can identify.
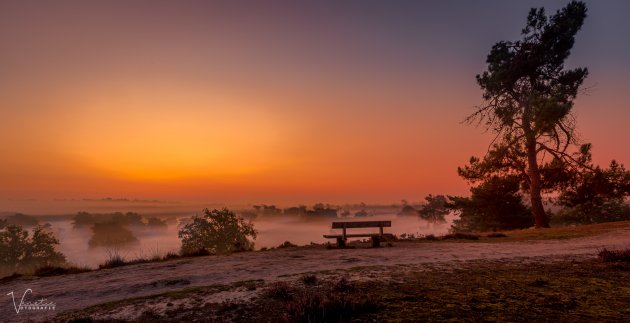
[1,224,629,322]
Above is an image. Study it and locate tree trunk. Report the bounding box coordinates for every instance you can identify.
[523,106,550,228]
[527,147,550,228]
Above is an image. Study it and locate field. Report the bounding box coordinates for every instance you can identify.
[1,221,628,322]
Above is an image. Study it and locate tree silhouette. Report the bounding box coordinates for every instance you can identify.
[0,223,66,275]
[461,1,589,228]
[418,194,449,224]
[556,160,630,224]
[178,208,257,255]
[449,176,532,231]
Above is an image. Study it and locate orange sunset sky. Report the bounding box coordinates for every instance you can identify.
[1,1,629,206]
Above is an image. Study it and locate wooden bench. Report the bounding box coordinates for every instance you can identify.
[323,221,392,247]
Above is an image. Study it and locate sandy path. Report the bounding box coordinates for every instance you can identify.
[1,227,629,322]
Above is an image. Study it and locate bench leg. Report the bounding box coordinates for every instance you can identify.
[371,236,381,248]
[336,237,346,248]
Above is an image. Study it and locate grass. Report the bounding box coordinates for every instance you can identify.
[442,232,480,240]
[34,265,91,277]
[51,257,630,322]
[53,279,266,321]
[485,220,630,242]
[400,220,630,244]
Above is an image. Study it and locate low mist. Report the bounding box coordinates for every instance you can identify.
[1,199,454,268]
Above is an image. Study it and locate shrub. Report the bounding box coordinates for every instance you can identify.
[178,208,257,255]
[487,232,508,238]
[449,176,533,231]
[163,251,181,260]
[556,161,630,225]
[34,265,91,277]
[98,251,127,269]
[598,248,630,262]
[285,289,378,322]
[264,281,296,300]
[0,223,66,276]
[333,276,354,292]
[278,241,298,248]
[301,274,318,285]
[441,232,480,240]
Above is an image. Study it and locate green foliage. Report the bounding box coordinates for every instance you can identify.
[178,208,257,255]
[88,221,138,248]
[418,194,449,223]
[0,223,66,275]
[449,176,533,231]
[554,161,630,224]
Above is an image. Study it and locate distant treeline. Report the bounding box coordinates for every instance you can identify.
[242,203,372,219]
[72,211,167,228]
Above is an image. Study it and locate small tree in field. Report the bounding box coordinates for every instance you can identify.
[178,208,257,256]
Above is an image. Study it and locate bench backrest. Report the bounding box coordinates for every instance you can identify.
[332,221,391,229]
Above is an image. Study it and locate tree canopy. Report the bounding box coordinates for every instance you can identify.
[1,223,66,276]
[449,176,532,232]
[178,208,257,255]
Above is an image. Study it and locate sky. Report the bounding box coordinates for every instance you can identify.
[1,0,629,207]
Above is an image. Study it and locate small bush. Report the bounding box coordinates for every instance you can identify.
[301,274,318,285]
[98,252,127,269]
[381,234,397,242]
[285,289,378,322]
[278,241,298,248]
[0,272,22,283]
[531,278,550,287]
[442,232,480,240]
[487,232,508,238]
[423,234,439,241]
[333,276,354,292]
[181,247,211,257]
[264,281,296,300]
[163,251,181,260]
[34,265,91,277]
[399,233,416,240]
[598,248,630,262]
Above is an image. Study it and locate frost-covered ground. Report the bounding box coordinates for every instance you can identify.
[1,223,628,322]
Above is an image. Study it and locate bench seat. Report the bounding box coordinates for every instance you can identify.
[324,220,392,247]
[323,233,382,239]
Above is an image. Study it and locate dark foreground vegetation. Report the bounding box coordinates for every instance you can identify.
[52,255,630,322]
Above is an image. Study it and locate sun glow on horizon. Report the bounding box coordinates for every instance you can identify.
[1,1,628,204]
